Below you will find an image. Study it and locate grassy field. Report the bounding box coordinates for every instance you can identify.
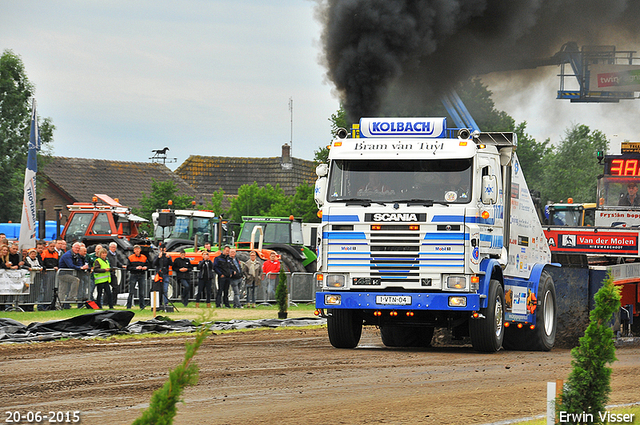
[0,302,318,325]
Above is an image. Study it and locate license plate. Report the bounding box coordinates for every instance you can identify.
[376,295,412,305]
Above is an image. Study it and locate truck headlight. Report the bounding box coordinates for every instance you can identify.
[324,294,341,305]
[447,276,467,290]
[325,274,347,289]
[449,296,467,307]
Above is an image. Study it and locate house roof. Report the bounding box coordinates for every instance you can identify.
[175,154,316,198]
[41,157,198,209]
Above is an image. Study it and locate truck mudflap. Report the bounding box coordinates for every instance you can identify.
[316,291,480,311]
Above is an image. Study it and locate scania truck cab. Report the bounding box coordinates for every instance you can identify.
[314,118,557,352]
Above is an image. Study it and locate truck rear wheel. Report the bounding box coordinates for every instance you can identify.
[469,279,504,352]
[503,271,557,351]
[380,325,434,347]
[327,309,362,348]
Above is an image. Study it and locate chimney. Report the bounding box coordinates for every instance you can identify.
[281,143,291,163]
[281,143,293,170]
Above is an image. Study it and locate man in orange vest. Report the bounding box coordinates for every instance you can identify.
[126,245,149,309]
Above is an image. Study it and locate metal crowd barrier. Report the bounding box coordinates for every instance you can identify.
[149,270,317,305]
[1,267,318,311]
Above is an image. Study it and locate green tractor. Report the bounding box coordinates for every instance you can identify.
[237,216,317,273]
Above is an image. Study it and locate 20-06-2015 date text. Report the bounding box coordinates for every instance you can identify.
[5,411,80,423]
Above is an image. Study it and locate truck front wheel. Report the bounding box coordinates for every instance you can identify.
[327,309,362,348]
[469,279,505,352]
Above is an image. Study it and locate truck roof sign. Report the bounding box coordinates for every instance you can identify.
[359,117,446,138]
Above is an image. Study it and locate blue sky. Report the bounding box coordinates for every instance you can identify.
[2,0,639,169]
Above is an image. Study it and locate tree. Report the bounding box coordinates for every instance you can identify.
[201,188,228,218]
[559,274,620,423]
[315,104,347,165]
[0,49,55,222]
[289,184,320,223]
[457,78,514,132]
[541,124,608,204]
[227,182,290,223]
[513,121,552,193]
[226,182,319,223]
[136,179,194,231]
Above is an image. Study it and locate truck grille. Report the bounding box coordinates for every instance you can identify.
[325,224,465,286]
[370,232,421,283]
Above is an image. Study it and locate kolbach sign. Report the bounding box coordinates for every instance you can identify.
[544,229,638,255]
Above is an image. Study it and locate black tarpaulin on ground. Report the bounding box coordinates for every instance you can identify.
[0,312,326,343]
[207,317,326,331]
[126,317,196,334]
[0,311,135,343]
[28,310,135,333]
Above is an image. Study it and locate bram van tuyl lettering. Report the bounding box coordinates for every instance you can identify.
[354,141,444,151]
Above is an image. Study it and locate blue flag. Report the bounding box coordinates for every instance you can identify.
[19,99,40,250]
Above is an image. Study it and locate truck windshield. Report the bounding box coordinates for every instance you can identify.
[598,176,640,208]
[327,159,473,204]
[154,216,217,242]
[240,222,290,244]
[549,209,582,226]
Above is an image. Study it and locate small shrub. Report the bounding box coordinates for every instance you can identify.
[275,268,288,314]
[558,273,621,424]
[132,323,208,425]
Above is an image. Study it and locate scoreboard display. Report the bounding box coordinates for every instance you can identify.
[605,157,640,176]
[605,144,640,176]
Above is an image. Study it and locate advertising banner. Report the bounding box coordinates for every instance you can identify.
[544,229,638,255]
[589,65,640,92]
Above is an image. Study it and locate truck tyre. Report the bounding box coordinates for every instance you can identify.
[469,279,504,353]
[504,271,557,351]
[327,309,362,348]
[277,251,306,273]
[380,326,434,347]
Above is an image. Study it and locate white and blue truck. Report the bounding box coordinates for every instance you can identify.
[314,117,557,352]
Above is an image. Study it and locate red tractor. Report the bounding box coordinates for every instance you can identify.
[60,194,154,262]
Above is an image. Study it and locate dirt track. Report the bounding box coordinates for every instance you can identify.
[1,327,639,425]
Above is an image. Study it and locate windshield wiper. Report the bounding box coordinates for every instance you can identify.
[335,198,386,206]
[394,199,449,207]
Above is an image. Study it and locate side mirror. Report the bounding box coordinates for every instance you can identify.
[315,177,327,208]
[482,175,498,204]
[316,163,328,177]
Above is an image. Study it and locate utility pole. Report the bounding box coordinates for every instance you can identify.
[289,97,293,155]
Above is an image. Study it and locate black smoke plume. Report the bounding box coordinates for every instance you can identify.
[315,0,640,122]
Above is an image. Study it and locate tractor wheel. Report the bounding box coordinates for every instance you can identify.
[172,244,196,253]
[235,251,251,263]
[86,244,129,265]
[277,251,305,273]
[469,279,505,353]
[327,309,363,348]
[380,326,434,347]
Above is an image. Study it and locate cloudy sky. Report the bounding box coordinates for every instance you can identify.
[1,0,337,169]
[2,0,639,171]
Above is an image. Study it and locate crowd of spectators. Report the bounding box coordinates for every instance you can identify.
[0,231,285,310]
